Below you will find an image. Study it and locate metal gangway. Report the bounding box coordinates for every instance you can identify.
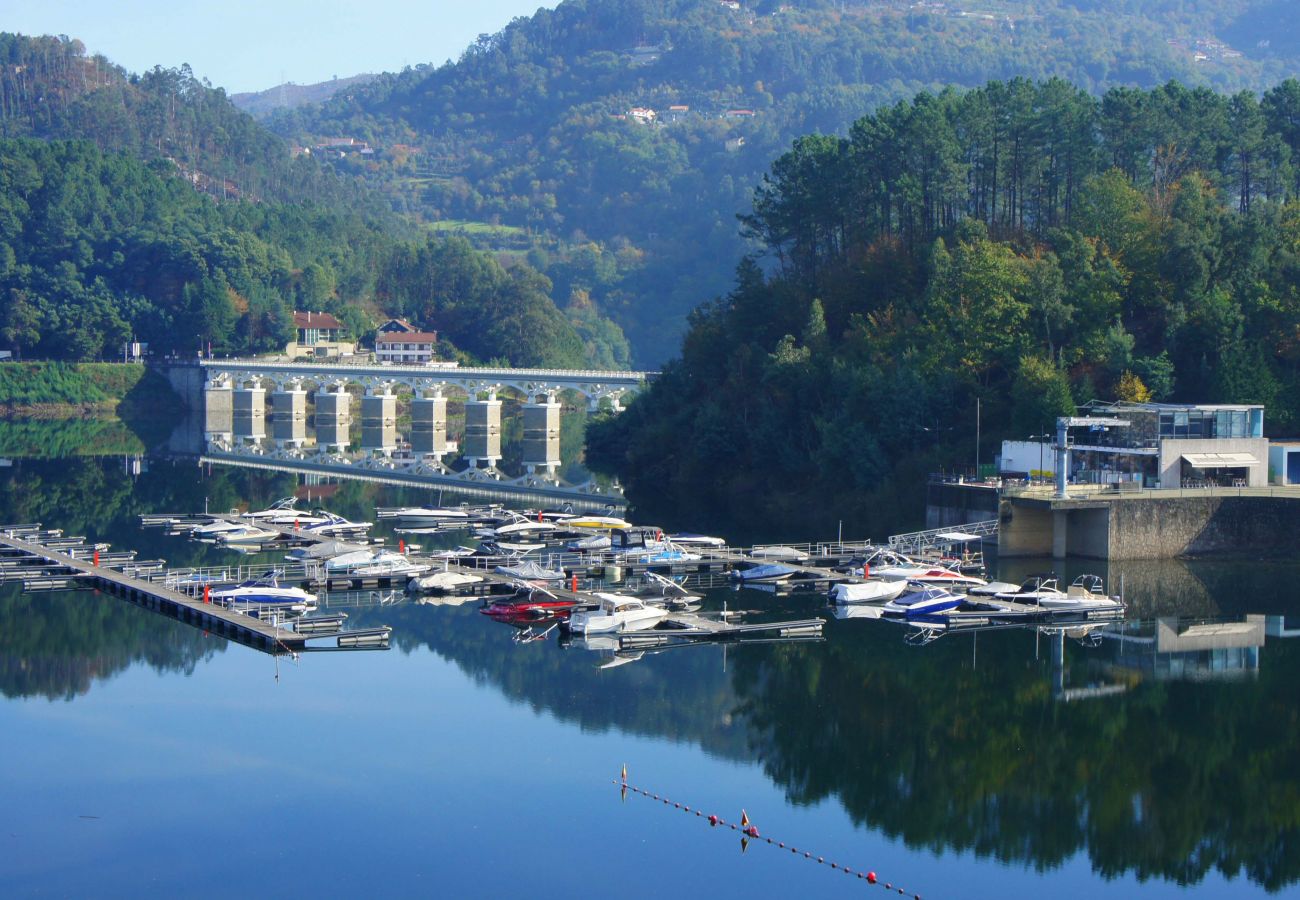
[887,519,999,557]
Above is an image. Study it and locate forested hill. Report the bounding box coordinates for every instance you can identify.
[231,75,378,120]
[586,78,1300,540]
[271,0,1300,363]
[0,33,372,210]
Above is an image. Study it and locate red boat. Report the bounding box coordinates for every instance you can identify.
[481,587,580,621]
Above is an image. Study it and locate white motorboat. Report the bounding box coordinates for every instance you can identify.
[377,505,487,524]
[242,498,329,526]
[881,584,964,618]
[410,570,484,592]
[730,562,797,583]
[191,518,252,539]
[350,553,431,577]
[870,551,988,588]
[993,574,1069,604]
[966,580,1023,597]
[566,533,612,552]
[1035,574,1124,612]
[487,512,561,537]
[567,593,668,634]
[303,512,373,538]
[210,572,316,612]
[285,539,369,562]
[829,579,909,604]
[216,524,281,545]
[749,545,809,562]
[324,549,381,572]
[667,533,727,548]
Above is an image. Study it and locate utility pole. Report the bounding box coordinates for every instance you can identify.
[975,397,981,479]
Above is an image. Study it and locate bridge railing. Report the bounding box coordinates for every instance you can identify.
[200,358,656,383]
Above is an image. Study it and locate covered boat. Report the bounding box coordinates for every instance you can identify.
[829,579,909,605]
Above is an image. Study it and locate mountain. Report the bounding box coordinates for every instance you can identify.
[231,74,378,119]
[267,0,1300,364]
[0,34,629,367]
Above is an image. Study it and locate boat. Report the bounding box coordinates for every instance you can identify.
[881,584,964,618]
[966,580,1023,598]
[667,532,726,548]
[241,498,329,526]
[861,548,988,588]
[481,584,578,620]
[749,545,810,562]
[636,571,703,609]
[216,524,281,545]
[324,549,382,572]
[494,560,566,581]
[730,562,797,583]
[566,592,668,634]
[566,533,612,552]
[829,579,909,605]
[1035,574,1124,612]
[303,512,373,538]
[191,518,254,539]
[564,513,633,531]
[411,570,484,592]
[377,504,495,525]
[285,539,369,562]
[210,571,316,611]
[485,512,560,537]
[349,552,431,577]
[993,574,1069,604]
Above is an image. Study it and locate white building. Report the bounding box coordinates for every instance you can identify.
[375,332,440,365]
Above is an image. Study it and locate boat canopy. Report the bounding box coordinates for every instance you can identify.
[935,531,981,542]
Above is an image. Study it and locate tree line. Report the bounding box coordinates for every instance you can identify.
[589,77,1300,539]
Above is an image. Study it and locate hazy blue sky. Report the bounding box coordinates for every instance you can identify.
[8,0,558,94]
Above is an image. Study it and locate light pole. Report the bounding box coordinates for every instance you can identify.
[1030,432,1051,484]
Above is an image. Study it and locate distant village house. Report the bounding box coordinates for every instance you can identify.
[375,330,441,365]
[287,311,355,359]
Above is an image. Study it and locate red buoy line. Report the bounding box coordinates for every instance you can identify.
[614,767,922,898]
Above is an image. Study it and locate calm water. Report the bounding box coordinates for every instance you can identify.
[2,454,1299,898]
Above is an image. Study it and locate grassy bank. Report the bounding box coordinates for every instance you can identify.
[0,362,182,418]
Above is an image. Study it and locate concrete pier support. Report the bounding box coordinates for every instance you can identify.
[1052,509,1069,559]
[232,386,265,443]
[411,393,451,460]
[361,388,397,454]
[271,386,307,447]
[522,395,561,475]
[314,386,351,450]
[204,380,233,437]
[464,396,502,468]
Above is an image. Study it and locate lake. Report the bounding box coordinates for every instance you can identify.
[1,452,1298,898]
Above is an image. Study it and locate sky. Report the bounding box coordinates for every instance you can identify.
[7,0,558,94]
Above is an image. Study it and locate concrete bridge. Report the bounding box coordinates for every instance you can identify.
[169,359,654,499]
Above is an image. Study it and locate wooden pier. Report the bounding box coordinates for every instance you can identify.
[0,525,391,655]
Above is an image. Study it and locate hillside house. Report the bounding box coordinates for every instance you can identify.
[287,311,354,359]
[375,331,440,365]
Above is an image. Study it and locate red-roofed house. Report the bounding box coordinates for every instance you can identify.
[287,311,355,359]
[375,331,440,364]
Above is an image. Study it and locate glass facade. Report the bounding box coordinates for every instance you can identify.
[1157,408,1258,439]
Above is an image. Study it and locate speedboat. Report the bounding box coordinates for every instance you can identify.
[210,571,316,611]
[377,504,490,525]
[829,579,909,604]
[993,574,1068,604]
[564,513,633,531]
[481,585,578,620]
[730,562,797,583]
[349,552,431,577]
[241,498,329,526]
[870,552,987,588]
[881,584,964,618]
[216,524,281,545]
[667,533,726,548]
[1035,574,1124,612]
[486,512,560,537]
[303,512,373,538]
[191,518,254,539]
[411,570,484,592]
[566,593,668,634]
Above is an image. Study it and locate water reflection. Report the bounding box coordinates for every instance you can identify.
[5,449,1300,892]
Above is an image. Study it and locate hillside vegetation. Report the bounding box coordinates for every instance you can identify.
[274,0,1300,362]
[589,78,1300,538]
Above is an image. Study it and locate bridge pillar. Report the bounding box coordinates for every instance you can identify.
[411,392,451,462]
[271,384,307,447]
[204,379,233,438]
[463,395,502,468]
[361,387,397,455]
[314,385,351,450]
[522,394,561,476]
[232,385,265,444]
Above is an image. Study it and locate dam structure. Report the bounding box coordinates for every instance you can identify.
[170,359,655,501]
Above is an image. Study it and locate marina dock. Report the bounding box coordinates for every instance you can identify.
[0,525,390,655]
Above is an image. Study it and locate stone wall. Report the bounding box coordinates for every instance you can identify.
[1109,496,1300,559]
